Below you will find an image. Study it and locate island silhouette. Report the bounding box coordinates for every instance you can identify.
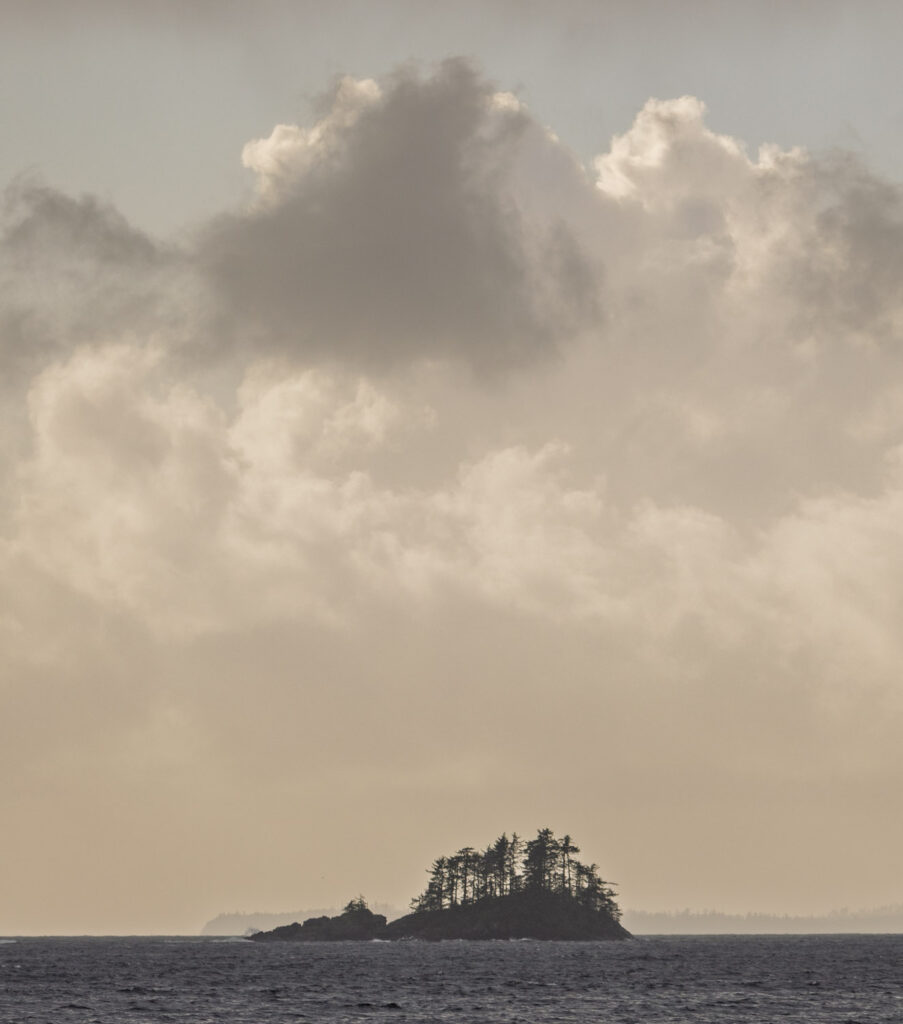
[248,828,630,941]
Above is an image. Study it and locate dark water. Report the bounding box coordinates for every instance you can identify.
[1,934,900,1023]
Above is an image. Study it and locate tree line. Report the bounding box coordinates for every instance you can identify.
[410,828,621,919]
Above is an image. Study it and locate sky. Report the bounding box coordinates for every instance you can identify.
[1,0,902,935]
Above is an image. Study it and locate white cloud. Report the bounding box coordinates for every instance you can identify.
[595,96,750,205]
[241,77,383,202]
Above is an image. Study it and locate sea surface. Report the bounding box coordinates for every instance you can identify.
[1,934,900,1023]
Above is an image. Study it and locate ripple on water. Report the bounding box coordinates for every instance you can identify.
[0,934,900,1023]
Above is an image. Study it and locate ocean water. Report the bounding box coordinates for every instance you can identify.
[1,933,900,1023]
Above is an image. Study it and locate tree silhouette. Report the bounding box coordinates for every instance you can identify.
[411,827,619,920]
[559,834,579,895]
[343,895,369,913]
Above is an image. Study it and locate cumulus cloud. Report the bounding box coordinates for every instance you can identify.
[11,347,612,633]
[11,333,903,715]
[3,67,903,930]
[200,59,599,371]
[594,93,903,350]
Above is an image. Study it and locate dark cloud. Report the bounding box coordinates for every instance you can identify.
[0,180,180,376]
[199,60,600,373]
[3,181,160,264]
[795,153,903,342]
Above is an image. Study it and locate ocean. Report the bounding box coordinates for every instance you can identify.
[1,933,900,1022]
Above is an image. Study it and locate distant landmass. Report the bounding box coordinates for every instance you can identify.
[622,906,903,935]
[247,828,629,941]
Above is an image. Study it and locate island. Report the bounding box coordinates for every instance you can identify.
[247,828,630,941]
[248,896,387,941]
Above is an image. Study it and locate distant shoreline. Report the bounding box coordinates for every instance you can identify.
[621,908,903,935]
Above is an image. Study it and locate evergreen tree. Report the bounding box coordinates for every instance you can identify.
[505,833,522,894]
[409,827,620,922]
[523,828,559,891]
[343,896,370,914]
[457,847,477,904]
[559,834,579,895]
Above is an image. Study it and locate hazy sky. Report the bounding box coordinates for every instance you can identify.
[2,1,903,935]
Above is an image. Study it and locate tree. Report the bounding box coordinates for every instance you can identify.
[523,828,560,891]
[457,848,478,904]
[559,834,580,896]
[408,827,620,922]
[411,857,449,912]
[505,833,522,893]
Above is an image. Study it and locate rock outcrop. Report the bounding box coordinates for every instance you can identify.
[248,900,387,942]
[385,890,630,941]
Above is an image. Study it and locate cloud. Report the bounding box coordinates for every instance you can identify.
[0,179,186,379]
[10,346,611,633]
[199,59,600,372]
[5,88,903,680]
[14,344,236,633]
[4,71,903,929]
[593,94,903,350]
[11,337,903,724]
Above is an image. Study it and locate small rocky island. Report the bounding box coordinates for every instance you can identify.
[249,897,387,941]
[248,828,630,942]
